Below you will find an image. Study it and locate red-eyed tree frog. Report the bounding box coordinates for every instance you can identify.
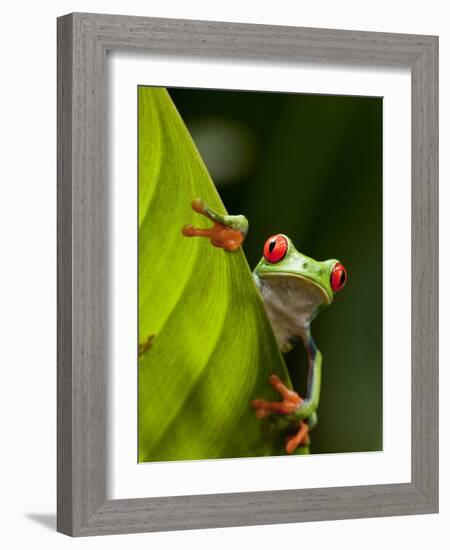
[182,199,347,454]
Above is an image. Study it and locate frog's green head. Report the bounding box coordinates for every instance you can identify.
[254,234,347,306]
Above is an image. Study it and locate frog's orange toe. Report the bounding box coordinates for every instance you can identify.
[182,224,215,239]
[191,198,206,214]
[285,421,310,454]
[182,224,196,236]
[268,375,303,405]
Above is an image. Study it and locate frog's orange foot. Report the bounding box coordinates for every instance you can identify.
[182,199,246,252]
[285,421,310,454]
[190,198,208,215]
[251,374,303,418]
[182,223,243,251]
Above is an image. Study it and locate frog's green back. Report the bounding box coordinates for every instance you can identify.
[138,87,292,462]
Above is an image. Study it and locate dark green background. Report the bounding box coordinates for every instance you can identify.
[168,88,382,454]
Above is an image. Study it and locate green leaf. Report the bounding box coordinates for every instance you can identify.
[138,87,293,462]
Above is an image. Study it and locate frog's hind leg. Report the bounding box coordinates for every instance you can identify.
[252,375,315,453]
[182,198,248,252]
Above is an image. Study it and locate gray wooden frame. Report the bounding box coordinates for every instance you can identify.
[57,12,438,537]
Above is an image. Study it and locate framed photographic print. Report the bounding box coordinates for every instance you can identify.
[57,13,438,536]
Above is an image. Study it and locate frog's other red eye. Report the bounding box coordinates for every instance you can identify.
[331,262,347,292]
[263,234,288,263]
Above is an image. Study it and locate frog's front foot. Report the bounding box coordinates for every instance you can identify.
[251,374,303,416]
[182,198,248,252]
[251,374,310,454]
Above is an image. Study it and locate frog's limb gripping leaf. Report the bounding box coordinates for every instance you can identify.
[251,374,310,454]
[182,198,248,252]
[251,374,303,416]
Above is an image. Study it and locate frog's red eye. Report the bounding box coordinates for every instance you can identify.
[263,234,288,263]
[331,262,347,292]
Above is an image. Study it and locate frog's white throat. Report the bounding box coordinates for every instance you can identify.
[254,273,328,353]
